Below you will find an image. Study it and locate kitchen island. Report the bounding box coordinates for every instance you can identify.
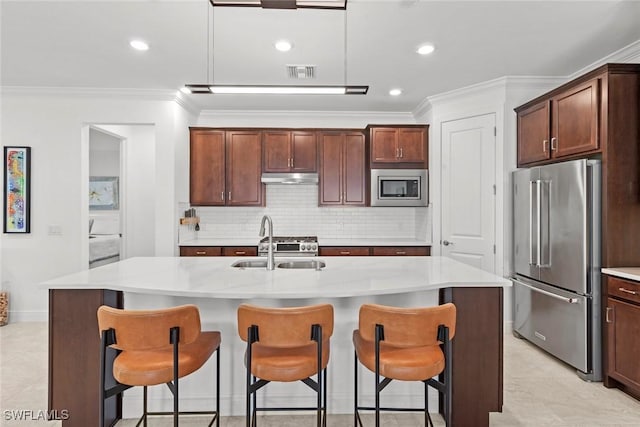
[43,256,510,427]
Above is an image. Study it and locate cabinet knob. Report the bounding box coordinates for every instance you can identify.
[221,191,224,201]
[400,147,403,158]
[340,251,351,255]
[543,140,548,153]
[196,251,206,255]
[228,192,232,201]
[396,251,407,255]
[235,251,246,255]
[605,307,613,323]
[619,287,638,295]
[551,137,557,151]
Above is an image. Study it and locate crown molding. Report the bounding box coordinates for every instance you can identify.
[568,38,640,79]
[174,93,201,116]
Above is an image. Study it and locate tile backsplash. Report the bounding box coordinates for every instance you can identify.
[181,185,431,241]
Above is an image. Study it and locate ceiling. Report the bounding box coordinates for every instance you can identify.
[2,0,640,113]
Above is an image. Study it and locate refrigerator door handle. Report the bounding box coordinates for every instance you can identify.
[515,279,580,304]
[529,180,537,265]
[539,180,551,267]
[536,179,543,266]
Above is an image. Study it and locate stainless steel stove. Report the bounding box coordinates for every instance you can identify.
[259,236,318,257]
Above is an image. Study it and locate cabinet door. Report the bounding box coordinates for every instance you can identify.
[190,130,226,205]
[263,131,291,172]
[291,131,317,172]
[397,128,426,163]
[222,246,258,256]
[319,247,371,256]
[180,246,222,256]
[370,128,398,162]
[344,133,367,205]
[371,246,430,256]
[552,78,600,158]
[318,133,344,205]
[226,131,264,206]
[517,101,550,166]
[607,298,640,390]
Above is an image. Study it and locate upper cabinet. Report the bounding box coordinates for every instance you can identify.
[263,130,317,172]
[516,77,600,167]
[318,131,368,206]
[189,128,264,206]
[368,125,428,168]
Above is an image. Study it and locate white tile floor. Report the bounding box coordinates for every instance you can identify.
[1,322,640,426]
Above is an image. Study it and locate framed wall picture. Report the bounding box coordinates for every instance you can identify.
[89,176,119,210]
[4,146,31,233]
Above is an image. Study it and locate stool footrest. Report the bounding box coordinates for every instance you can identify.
[135,410,219,427]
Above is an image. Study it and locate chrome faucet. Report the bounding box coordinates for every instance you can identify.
[259,215,275,270]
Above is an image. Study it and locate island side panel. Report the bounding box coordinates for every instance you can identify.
[440,286,504,427]
[49,289,123,427]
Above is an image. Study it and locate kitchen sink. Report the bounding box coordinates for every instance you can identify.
[276,260,326,270]
[231,260,269,269]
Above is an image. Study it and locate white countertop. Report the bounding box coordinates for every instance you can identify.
[602,267,640,282]
[179,237,431,247]
[42,256,508,299]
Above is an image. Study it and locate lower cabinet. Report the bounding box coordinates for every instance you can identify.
[605,275,640,398]
[320,247,371,256]
[320,246,430,256]
[372,246,430,256]
[179,246,256,257]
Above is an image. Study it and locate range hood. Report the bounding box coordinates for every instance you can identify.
[261,173,318,185]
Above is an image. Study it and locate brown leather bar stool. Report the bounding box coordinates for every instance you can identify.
[97,304,221,427]
[353,303,456,427]
[237,303,334,427]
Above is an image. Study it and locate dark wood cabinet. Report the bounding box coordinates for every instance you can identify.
[190,130,226,206]
[516,77,601,167]
[263,130,317,172]
[551,78,599,158]
[180,246,222,256]
[372,246,430,256]
[189,128,264,207]
[222,246,258,257]
[517,101,550,165]
[318,131,367,206]
[180,246,257,257]
[226,130,264,206]
[319,247,371,256]
[319,246,430,256]
[604,275,640,399]
[368,126,427,168]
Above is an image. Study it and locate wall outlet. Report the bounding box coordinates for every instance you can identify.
[48,225,62,236]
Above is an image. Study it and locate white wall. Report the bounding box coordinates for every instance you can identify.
[0,92,196,321]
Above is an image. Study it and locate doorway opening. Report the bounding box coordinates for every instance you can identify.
[84,124,156,269]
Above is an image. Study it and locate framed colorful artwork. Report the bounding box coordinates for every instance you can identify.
[89,176,119,210]
[3,146,31,233]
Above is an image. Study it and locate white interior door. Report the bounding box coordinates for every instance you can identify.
[441,114,496,272]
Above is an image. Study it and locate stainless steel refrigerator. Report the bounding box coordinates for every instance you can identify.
[512,158,601,381]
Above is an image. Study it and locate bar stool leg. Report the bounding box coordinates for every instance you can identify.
[143,386,148,427]
[216,348,220,427]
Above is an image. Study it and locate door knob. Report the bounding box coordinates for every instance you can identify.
[442,240,454,246]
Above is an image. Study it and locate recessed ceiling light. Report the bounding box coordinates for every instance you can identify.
[129,39,149,51]
[389,89,402,96]
[416,44,435,55]
[274,40,293,52]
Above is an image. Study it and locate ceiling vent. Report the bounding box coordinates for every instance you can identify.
[287,65,316,79]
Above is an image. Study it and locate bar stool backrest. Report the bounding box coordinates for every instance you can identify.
[358,303,456,347]
[97,304,202,351]
[237,304,334,348]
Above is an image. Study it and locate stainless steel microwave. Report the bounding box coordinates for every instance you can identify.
[370,169,428,207]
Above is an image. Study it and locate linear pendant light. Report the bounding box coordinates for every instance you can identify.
[184,84,368,95]
[183,0,367,96]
